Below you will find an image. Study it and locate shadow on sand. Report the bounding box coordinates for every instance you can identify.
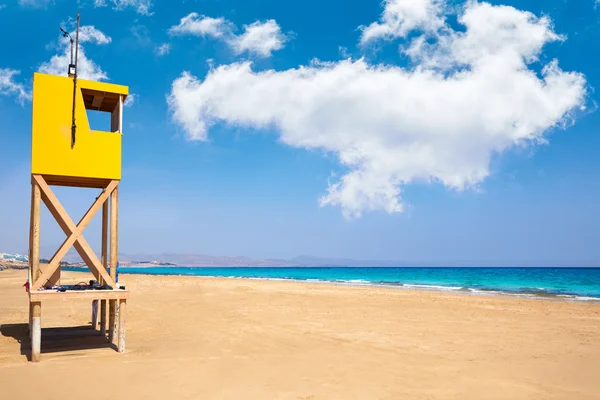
[0,323,117,361]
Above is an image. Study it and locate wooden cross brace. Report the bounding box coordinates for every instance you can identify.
[31,175,118,291]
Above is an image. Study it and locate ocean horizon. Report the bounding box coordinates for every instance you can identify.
[64,266,600,301]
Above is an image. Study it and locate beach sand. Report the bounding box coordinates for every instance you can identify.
[1,269,599,399]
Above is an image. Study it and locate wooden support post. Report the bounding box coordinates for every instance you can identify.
[100,201,108,335]
[118,299,126,353]
[31,180,41,286]
[28,186,34,279]
[110,185,118,277]
[29,181,41,342]
[108,301,116,343]
[108,185,118,343]
[91,300,98,328]
[31,302,41,362]
[100,300,107,336]
[29,302,33,339]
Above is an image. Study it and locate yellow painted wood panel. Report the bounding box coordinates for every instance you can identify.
[31,73,127,180]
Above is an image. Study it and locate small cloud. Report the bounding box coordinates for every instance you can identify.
[39,25,112,81]
[359,0,445,46]
[228,20,288,58]
[338,46,350,58]
[155,43,171,56]
[78,25,112,45]
[131,25,153,47]
[168,13,232,38]
[0,68,31,104]
[18,0,53,8]
[169,13,288,58]
[124,93,136,107]
[94,0,153,16]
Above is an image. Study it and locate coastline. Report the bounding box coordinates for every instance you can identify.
[63,266,600,302]
[1,269,599,399]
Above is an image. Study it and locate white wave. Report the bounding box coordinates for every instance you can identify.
[403,284,463,291]
[557,295,599,302]
[468,289,503,295]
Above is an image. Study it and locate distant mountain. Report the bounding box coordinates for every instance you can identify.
[56,251,412,267]
[5,249,589,268]
[118,253,294,267]
[289,255,404,267]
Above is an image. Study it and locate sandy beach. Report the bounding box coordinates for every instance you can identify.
[0,269,599,399]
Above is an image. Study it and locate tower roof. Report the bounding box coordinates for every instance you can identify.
[33,72,129,112]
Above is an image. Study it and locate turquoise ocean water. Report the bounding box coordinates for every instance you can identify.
[67,266,600,301]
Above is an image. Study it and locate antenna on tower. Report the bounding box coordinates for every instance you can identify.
[60,27,76,77]
[60,12,80,148]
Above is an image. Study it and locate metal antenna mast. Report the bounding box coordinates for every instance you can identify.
[71,12,80,148]
[61,12,80,149]
[59,27,74,68]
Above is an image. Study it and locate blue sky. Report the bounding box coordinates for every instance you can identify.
[0,0,599,266]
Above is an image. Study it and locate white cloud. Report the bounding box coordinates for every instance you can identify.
[155,43,171,56]
[169,13,232,38]
[360,0,446,45]
[124,93,136,107]
[39,25,111,81]
[94,0,152,16]
[0,68,31,103]
[169,13,288,57]
[168,0,587,218]
[404,2,564,70]
[130,24,153,47]
[18,0,52,8]
[77,25,112,45]
[228,20,288,57]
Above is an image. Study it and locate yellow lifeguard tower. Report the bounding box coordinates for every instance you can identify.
[27,17,129,362]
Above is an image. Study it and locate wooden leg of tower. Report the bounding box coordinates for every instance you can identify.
[108,301,115,343]
[100,201,108,336]
[29,302,33,339]
[109,185,119,343]
[29,179,41,343]
[31,178,41,288]
[91,300,98,329]
[118,299,126,353]
[100,300,107,336]
[31,302,41,362]
[28,183,34,339]
[110,184,118,281]
[30,179,41,362]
